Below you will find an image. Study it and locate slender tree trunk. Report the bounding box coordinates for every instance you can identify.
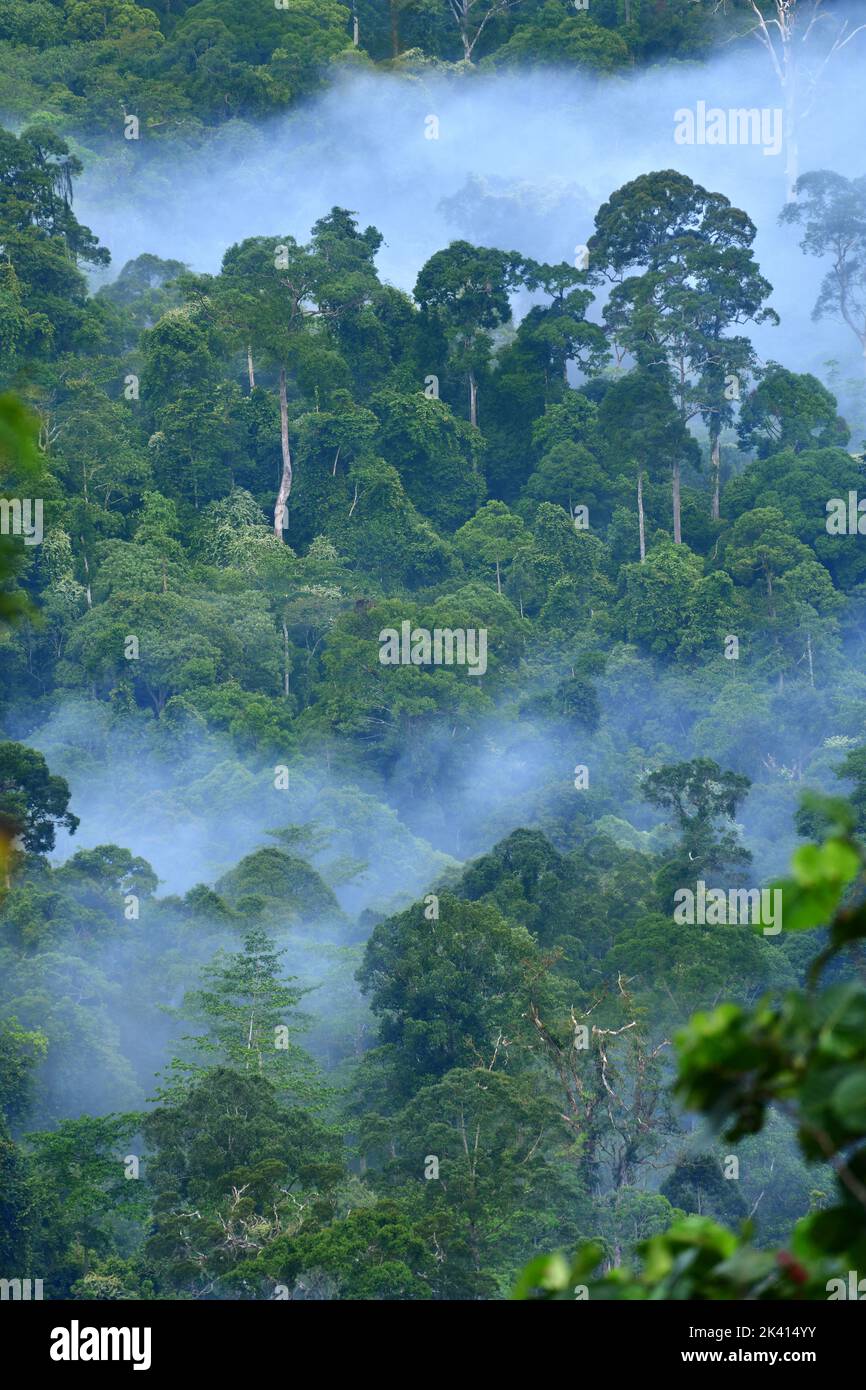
[637,468,646,562]
[495,557,501,594]
[468,370,478,428]
[672,460,682,544]
[458,2,474,63]
[282,619,290,697]
[711,429,721,521]
[246,345,255,392]
[766,566,776,620]
[80,544,92,608]
[274,366,292,539]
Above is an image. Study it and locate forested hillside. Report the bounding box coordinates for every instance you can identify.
[0,0,731,138]
[3,0,866,1307]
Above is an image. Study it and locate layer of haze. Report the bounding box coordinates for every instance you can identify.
[35,34,866,898]
[79,42,866,421]
[10,35,866,1120]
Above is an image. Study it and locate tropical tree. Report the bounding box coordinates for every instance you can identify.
[0,742,78,889]
[414,241,521,428]
[781,171,866,379]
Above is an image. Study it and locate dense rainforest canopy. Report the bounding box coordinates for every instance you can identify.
[3,0,866,1305]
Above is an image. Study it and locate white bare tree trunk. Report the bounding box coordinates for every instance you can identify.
[637,469,646,563]
[711,431,721,521]
[274,366,293,539]
[468,370,478,428]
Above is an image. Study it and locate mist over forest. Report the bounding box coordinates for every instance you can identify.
[3,0,866,1315]
[76,49,866,418]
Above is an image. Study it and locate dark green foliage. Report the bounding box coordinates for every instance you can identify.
[0,741,78,856]
[3,22,866,1301]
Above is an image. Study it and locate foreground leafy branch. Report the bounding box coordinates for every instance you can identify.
[514,805,866,1299]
